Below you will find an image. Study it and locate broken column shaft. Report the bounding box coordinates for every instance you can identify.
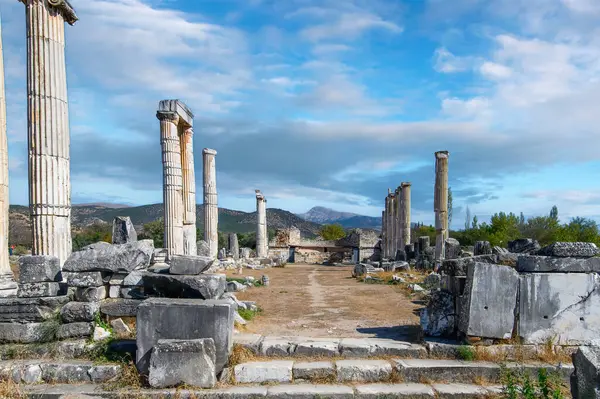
[255,190,268,258]
[203,149,218,259]
[22,0,77,267]
[400,182,412,248]
[434,151,449,269]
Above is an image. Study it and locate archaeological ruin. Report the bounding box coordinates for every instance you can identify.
[0,2,597,398]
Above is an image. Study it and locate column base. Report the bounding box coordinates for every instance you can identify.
[0,273,18,298]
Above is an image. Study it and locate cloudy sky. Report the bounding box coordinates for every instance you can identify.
[1,0,599,228]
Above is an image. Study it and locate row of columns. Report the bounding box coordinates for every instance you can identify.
[381,183,411,259]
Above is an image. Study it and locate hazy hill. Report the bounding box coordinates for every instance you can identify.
[298,206,381,230]
[8,204,321,246]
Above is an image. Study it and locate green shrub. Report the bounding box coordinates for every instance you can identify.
[456,345,476,361]
[501,366,565,399]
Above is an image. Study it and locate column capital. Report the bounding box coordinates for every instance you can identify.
[20,0,79,25]
[401,182,412,188]
[156,111,179,123]
[203,148,217,156]
[183,127,194,136]
[435,150,450,159]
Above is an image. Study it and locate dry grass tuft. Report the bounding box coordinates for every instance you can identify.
[473,375,492,386]
[104,361,143,392]
[308,373,337,384]
[386,369,404,384]
[229,344,256,369]
[0,379,26,399]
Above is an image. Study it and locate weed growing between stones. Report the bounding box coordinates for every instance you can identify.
[457,345,476,361]
[228,343,255,368]
[238,307,262,321]
[501,366,566,399]
[39,310,62,343]
[0,379,25,399]
[94,312,114,334]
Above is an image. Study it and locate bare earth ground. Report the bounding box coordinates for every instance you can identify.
[229,263,423,342]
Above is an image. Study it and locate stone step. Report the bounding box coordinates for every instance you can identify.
[232,358,573,385]
[234,334,427,358]
[23,382,504,398]
[0,359,121,384]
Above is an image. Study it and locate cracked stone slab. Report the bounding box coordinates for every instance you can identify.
[537,242,600,258]
[293,339,340,357]
[354,383,435,398]
[519,273,600,345]
[259,337,295,356]
[394,359,501,383]
[234,361,293,384]
[336,359,393,382]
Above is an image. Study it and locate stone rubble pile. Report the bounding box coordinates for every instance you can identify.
[421,240,600,347]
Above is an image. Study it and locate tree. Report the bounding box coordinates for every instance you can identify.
[448,187,453,227]
[72,222,112,251]
[549,205,559,221]
[319,224,346,241]
[472,215,478,230]
[464,206,472,231]
[138,218,164,248]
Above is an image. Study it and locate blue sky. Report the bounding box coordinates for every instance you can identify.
[1,0,600,229]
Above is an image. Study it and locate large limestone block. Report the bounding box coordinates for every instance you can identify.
[444,238,461,260]
[63,240,154,273]
[0,323,48,343]
[473,241,492,256]
[571,346,600,399]
[140,272,226,299]
[168,255,215,275]
[60,302,100,323]
[0,296,70,323]
[100,299,143,317]
[508,238,540,254]
[112,216,138,245]
[136,298,234,376]
[17,255,61,284]
[17,282,67,298]
[420,291,456,337]
[537,242,600,258]
[65,271,111,287]
[458,263,519,339]
[517,256,600,273]
[148,338,216,388]
[518,273,600,345]
[440,255,497,277]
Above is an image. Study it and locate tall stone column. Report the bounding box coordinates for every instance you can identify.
[22,0,77,267]
[181,127,197,256]
[202,149,218,259]
[395,186,403,256]
[381,209,386,257]
[383,196,389,258]
[0,17,16,296]
[434,151,449,269]
[401,182,411,247]
[158,111,184,258]
[385,190,393,258]
[255,190,268,258]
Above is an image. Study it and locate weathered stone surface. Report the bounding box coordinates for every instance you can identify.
[458,263,519,339]
[140,272,226,299]
[259,337,294,356]
[537,242,600,258]
[120,286,147,300]
[17,255,61,284]
[432,383,489,397]
[519,273,600,345]
[89,365,120,383]
[74,286,107,302]
[336,360,392,382]
[112,216,138,244]
[423,273,441,290]
[508,238,541,254]
[353,263,374,277]
[168,255,215,275]
[56,322,94,340]
[355,383,435,398]
[295,339,340,357]
[571,346,600,399]
[0,296,70,323]
[93,326,111,341]
[136,298,234,375]
[419,236,430,249]
[22,364,43,384]
[110,318,131,335]
[41,363,91,383]
[517,255,600,273]
[229,234,240,260]
[269,384,354,398]
[63,240,154,273]
[445,238,461,260]
[338,338,425,358]
[473,241,492,256]
[123,271,144,286]
[234,361,293,383]
[227,281,246,293]
[60,302,100,323]
[492,246,509,255]
[18,282,66,298]
[100,299,143,317]
[65,271,110,287]
[197,240,211,257]
[440,255,497,277]
[0,323,48,343]
[149,338,216,388]
[233,333,263,354]
[395,249,407,262]
[395,359,500,383]
[292,361,335,381]
[240,247,251,259]
[421,291,456,337]
[108,285,120,298]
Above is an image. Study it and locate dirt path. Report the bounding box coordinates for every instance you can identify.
[229,263,422,342]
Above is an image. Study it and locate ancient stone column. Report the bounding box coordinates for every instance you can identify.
[395,186,403,257]
[202,149,218,259]
[383,196,389,258]
[21,0,77,267]
[181,127,197,256]
[434,151,449,270]
[228,233,239,260]
[256,190,268,258]
[381,209,386,257]
[158,111,184,258]
[401,182,411,247]
[0,17,16,296]
[386,190,393,258]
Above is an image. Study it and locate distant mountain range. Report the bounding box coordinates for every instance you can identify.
[298,206,381,230]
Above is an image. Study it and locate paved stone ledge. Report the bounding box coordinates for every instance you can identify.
[23,383,505,398]
[0,360,120,383]
[235,334,426,359]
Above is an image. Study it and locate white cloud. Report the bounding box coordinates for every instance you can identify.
[433,47,473,73]
[479,61,512,79]
[300,13,401,42]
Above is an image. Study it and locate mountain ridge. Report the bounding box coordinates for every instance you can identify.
[298,206,381,229]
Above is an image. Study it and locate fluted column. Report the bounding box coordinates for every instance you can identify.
[401,182,411,247]
[23,0,77,267]
[385,190,392,258]
[381,209,386,257]
[256,190,268,258]
[181,127,197,256]
[395,186,402,257]
[434,151,449,270]
[203,148,218,258]
[0,17,16,296]
[158,111,183,258]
